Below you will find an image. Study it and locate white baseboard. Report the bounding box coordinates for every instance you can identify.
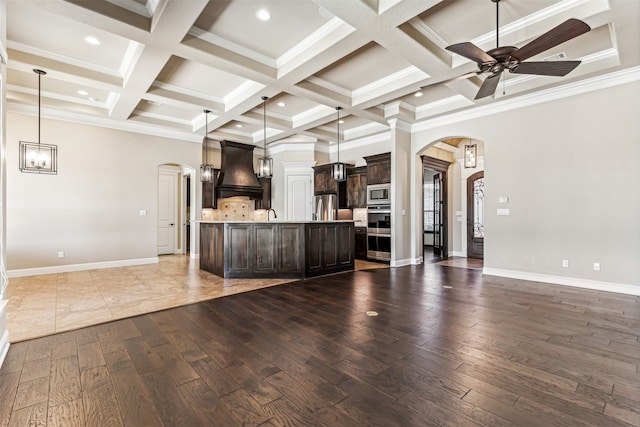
[391,258,412,267]
[0,300,9,369]
[411,256,423,265]
[7,257,159,278]
[483,267,640,296]
[449,251,465,257]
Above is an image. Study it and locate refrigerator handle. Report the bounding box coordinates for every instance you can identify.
[316,197,323,221]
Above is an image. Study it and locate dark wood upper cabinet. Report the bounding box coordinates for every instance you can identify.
[202,168,220,209]
[364,152,391,185]
[313,164,338,194]
[313,163,348,208]
[346,166,367,208]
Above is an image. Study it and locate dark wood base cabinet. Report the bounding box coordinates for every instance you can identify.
[354,226,367,260]
[200,221,355,279]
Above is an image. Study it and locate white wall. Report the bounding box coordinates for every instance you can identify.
[411,80,640,291]
[335,136,391,167]
[6,112,202,272]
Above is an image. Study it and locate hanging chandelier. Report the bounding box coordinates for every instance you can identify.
[332,106,346,181]
[257,96,273,178]
[464,138,477,168]
[19,69,57,174]
[200,109,213,182]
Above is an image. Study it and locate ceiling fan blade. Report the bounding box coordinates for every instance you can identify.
[512,60,582,77]
[446,42,495,64]
[510,18,591,61]
[420,71,480,90]
[475,73,501,100]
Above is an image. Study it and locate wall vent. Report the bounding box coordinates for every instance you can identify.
[543,52,568,61]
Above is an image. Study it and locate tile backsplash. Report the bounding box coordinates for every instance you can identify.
[353,208,367,226]
[202,196,267,221]
[203,197,369,224]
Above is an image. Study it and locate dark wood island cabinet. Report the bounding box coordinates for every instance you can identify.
[200,221,355,278]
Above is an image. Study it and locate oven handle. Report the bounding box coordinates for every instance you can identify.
[367,232,391,237]
[367,209,391,214]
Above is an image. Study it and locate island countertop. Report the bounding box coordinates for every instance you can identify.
[199,221,355,279]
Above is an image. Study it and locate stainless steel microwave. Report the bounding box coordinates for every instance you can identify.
[367,183,391,205]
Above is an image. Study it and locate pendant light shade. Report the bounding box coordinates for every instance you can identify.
[257,96,273,178]
[332,106,346,181]
[464,138,477,168]
[200,109,213,182]
[19,69,57,175]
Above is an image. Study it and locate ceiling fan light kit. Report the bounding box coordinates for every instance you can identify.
[445,0,591,100]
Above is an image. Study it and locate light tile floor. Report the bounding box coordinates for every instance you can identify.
[434,257,484,270]
[6,256,389,342]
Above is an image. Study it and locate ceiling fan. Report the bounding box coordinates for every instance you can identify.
[429,0,591,100]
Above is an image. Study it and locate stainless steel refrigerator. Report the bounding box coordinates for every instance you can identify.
[312,194,337,221]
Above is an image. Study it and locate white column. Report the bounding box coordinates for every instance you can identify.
[0,0,11,367]
[389,119,413,267]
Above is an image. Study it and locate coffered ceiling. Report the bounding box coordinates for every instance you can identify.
[4,0,639,149]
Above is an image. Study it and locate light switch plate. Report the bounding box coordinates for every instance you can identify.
[497,208,510,216]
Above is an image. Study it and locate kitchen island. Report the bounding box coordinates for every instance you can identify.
[199,221,355,279]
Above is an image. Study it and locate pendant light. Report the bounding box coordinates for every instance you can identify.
[257,96,273,178]
[200,109,213,182]
[19,69,57,174]
[464,138,477,168]
[332,106,346,181]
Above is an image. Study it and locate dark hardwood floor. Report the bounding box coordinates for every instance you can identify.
[1,263,639,426]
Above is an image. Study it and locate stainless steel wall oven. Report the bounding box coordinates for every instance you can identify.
[367,205,391,261]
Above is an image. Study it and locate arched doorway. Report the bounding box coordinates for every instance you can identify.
[416,137,485,267]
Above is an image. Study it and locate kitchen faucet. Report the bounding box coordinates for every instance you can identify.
[267,208,277,221]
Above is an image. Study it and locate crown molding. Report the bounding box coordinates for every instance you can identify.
[7,65,639,149]
[7,102,202,143]
[412,66,640,133]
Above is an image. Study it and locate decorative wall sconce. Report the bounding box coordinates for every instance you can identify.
[464,139,477,168]
[332,106,346,181]
[200,109,213,182]
[257,96,273,178]
[19,69,57,174]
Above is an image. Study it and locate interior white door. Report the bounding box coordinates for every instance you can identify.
[286,174,312,220]
[158,172,177,255]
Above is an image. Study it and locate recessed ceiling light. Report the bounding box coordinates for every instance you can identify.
[256,9,271,21]
[366,311,379,317]
[235,124,243,128]
[414,91,423,97]
[338,120,344,124]
[77,90,89,96]
[277,102,285,107]
[84,36,101,46]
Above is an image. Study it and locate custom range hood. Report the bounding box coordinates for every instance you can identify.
[216,140,264,200]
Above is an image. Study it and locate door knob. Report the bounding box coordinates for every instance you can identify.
[170,223,174,226]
